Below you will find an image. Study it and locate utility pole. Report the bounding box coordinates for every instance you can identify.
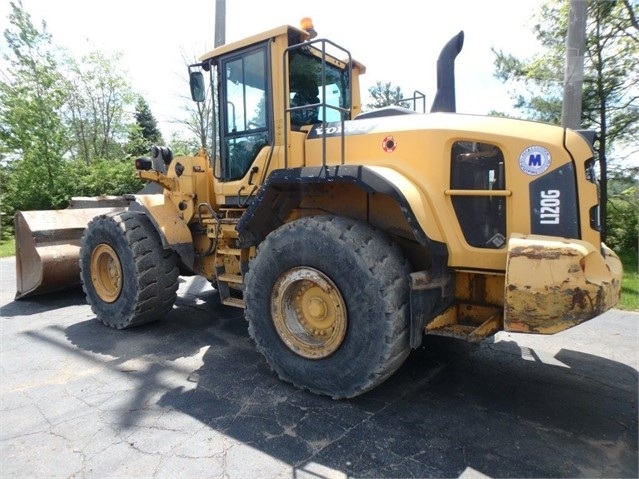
[214,0,226,47]
[562,0,608,241]
[210,0,225,162]
[562,0,587,129]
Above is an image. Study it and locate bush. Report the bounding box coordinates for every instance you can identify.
[0,165,15,242]
[606,186,638,256]
[0,157,143,239]
[64,158,144,198]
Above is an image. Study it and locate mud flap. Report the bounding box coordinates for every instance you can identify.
[504,233,622,334]
[409,270,455,348]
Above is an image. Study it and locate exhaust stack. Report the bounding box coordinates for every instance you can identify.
[430,30,464,113]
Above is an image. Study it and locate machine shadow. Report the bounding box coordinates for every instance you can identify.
[1,287,87,317]
[63,287,637,479]
[165,337,638,478]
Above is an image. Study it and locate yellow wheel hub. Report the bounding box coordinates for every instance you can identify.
[272,267,347,359]
[90,244,122,303]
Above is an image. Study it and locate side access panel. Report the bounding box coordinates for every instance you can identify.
[504,233,622,334]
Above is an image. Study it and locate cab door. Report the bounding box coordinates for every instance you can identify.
[220,45,270,182]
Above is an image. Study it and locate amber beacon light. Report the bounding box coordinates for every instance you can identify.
[300,17,317,39]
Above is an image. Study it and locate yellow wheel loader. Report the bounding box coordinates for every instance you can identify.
[16,20,622,399]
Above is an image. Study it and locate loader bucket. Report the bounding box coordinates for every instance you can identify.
[14,197,128,300]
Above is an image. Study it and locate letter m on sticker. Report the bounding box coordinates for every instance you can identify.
[528,154,542,167]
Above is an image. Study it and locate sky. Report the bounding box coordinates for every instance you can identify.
[0,0,545,138]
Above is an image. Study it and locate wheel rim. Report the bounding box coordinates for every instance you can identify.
[271,267,347,359]
[90,244,122,303]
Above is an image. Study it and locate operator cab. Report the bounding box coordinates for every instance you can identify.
[189,20,363,198]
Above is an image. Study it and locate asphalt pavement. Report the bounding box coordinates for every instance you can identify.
[1,256,637,479]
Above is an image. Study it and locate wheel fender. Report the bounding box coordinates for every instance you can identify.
[367,165,445,243]
[236,165,446,251]
[128,194,194,269]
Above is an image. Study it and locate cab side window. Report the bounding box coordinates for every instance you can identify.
[221,46,269,181]
[450,141,507,248]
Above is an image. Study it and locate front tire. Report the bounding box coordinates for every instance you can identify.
[244,215,412,399]
[79,211,179,329]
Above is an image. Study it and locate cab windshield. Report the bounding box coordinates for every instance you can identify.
[288,47,351,127]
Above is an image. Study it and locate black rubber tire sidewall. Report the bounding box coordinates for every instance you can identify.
[79,211,178,329]
[244,215,411,399]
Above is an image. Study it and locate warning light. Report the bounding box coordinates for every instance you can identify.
[300,17,317,39]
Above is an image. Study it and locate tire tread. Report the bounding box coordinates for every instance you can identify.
[245,215,411,399]
[79,211,179,329]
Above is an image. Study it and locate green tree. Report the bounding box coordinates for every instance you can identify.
[366,81,410,110]
[174,52,214,153]
[135,97,163,145]
[0,1,151,242]
[63,158,143,197]
[492,0,639,242]
[0,162,16,240]
[127,96,165,157]
[606,173,639,255]
[167,131,201,157]
[0,0,70,210]
[63,50,136,162]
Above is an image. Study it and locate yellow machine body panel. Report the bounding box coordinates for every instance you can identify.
[130,194,193,247]
[302,113,597,272]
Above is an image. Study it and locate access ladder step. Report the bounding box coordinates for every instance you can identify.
[217,273,243,285]
[222,297,245,308]
[217,247,243,257]
[427,324,481,341]
[425,303,502,343]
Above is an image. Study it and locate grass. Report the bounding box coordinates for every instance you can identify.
[0,236,636,310]
[618,250,638,311]
[0,238,14,257]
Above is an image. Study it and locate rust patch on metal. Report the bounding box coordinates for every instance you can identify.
[571,288,593,310]
[509,244,580,260]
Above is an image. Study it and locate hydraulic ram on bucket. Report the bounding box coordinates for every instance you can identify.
[14,196,128,300]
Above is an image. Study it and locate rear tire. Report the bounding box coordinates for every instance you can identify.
[244,215,411,399]
[79,211,179,329]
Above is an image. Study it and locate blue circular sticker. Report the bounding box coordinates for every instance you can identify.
[519,146,552,176]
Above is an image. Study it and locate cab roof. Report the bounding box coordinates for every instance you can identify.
[198,25,307,62]
[198,24,366,74]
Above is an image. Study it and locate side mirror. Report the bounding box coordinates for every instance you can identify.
[189,71,205,102]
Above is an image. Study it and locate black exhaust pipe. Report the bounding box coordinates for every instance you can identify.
[430,30,464,113]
